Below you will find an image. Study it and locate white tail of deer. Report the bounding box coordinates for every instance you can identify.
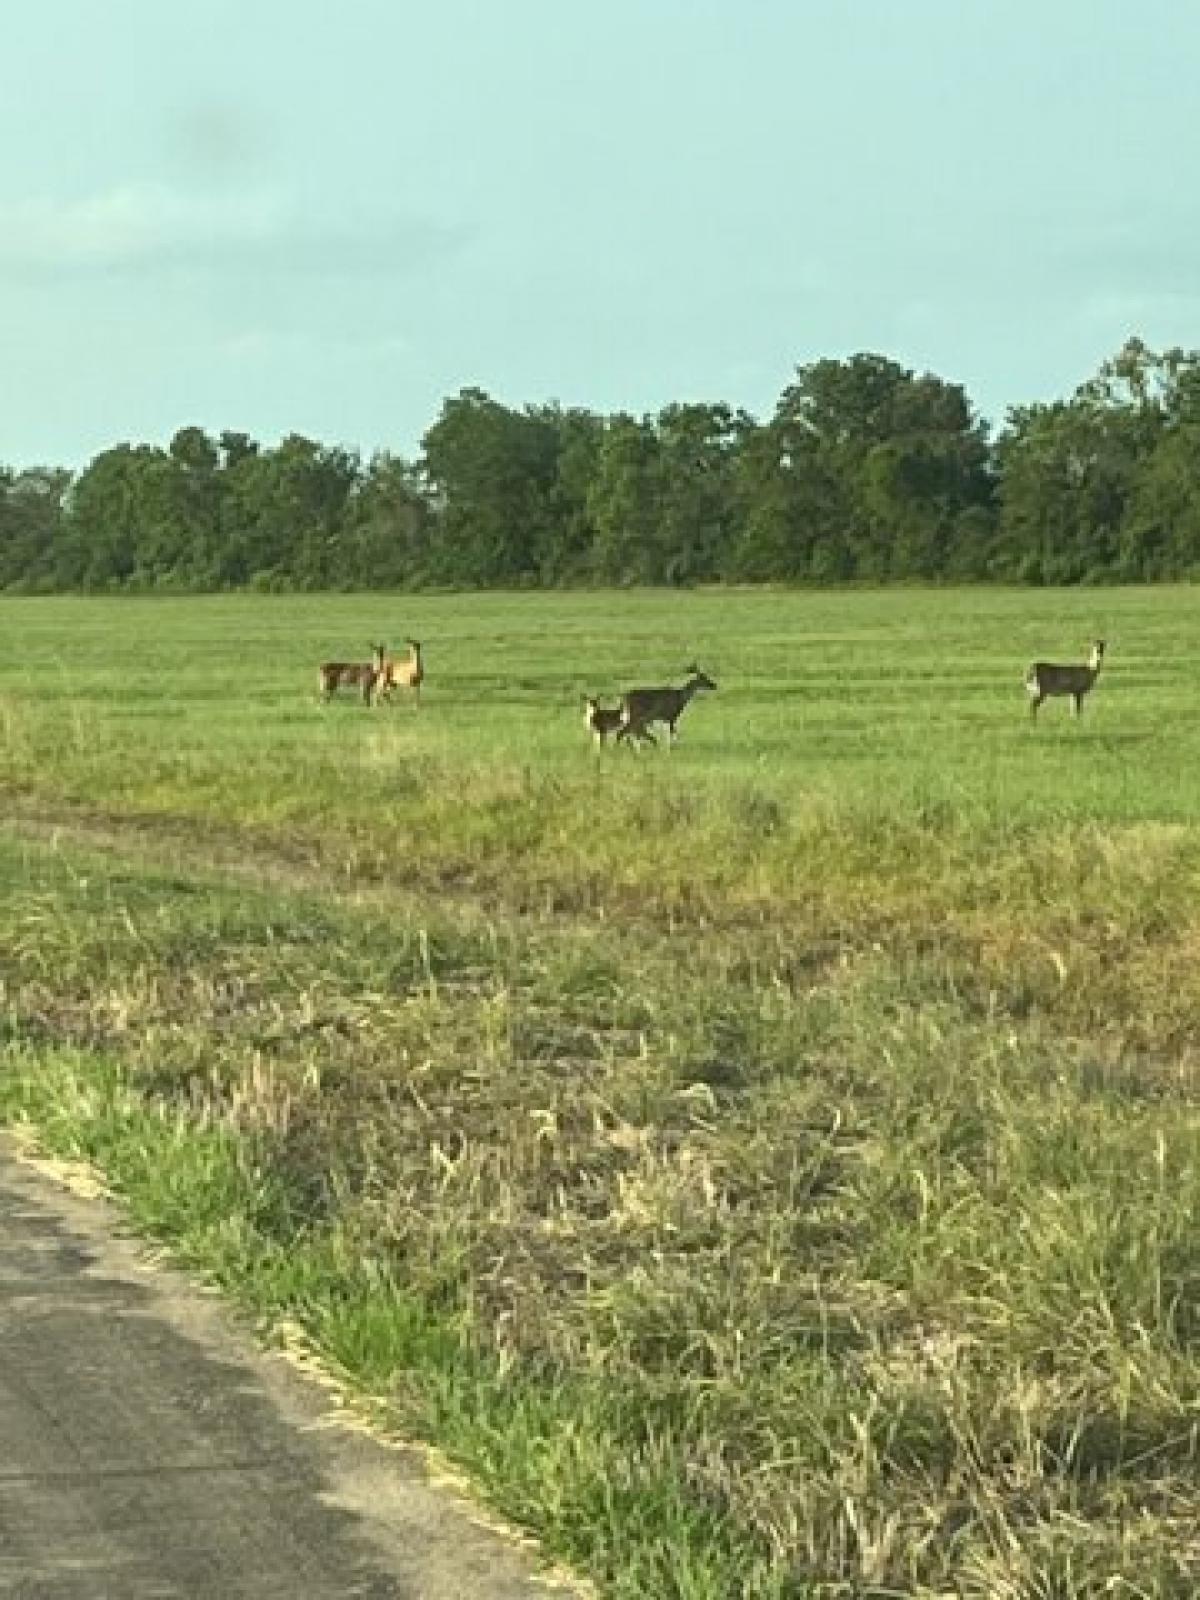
[1024,640,1106,719]
[318,643,386,705]
[380,638,424,706]
[618,665,717,747]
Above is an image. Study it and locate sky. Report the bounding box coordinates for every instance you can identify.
[2,0,1198,469]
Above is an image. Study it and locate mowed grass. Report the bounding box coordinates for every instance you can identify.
[3,585,1200,824]
[2,587,1200,1597]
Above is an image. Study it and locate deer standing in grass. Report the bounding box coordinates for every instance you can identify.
[583,697,625,747]
[318,644,386,705]
[618,665,717,747]
[379,639,424,706]
[1024,640,1106,719]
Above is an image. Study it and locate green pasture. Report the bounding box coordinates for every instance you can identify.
[2,586,1199,1597]
[2,584,1199,834]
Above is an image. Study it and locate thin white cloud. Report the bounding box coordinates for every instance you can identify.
[0,187,277,268]
[1075,289,1200,351]
[216,327,412,361]
[0,185,469,281]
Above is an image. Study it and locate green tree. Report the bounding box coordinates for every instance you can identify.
[585,415,664,584]
[346,452,433,588]
[654,403,746,582]
[752,355,992,580]
[994,340,1197,584]
[147,427,226,586]
[59,444,171,589]
[6,334,1196,593]
[534,404,604,584]
[727,417,847,580]
[996,400,1144,583]
[222,434,360,588]
[420,389,562,586]
[0,465,71,590]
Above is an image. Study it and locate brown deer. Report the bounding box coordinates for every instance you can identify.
[379,638,424,706]
[583,696,627,747]
[618,665,717,747]
[318,643,386,704]
[1025,640,1106,719]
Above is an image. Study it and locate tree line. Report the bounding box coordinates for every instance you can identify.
[3,337,1199,593]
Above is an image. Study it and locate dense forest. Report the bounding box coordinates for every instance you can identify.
[3,337,1199,592]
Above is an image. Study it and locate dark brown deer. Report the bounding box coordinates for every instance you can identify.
[1025,640,1106,719]
[318,643,386,704]
[618,665,717,747]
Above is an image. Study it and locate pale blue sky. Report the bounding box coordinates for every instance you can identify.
[3,0,1197,468]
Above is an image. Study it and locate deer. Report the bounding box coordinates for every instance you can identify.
[617,665,717,747]
[583,695,655,748]
[583,696,625,747]
[1024,640,1106,719]
[318,643,386,705]
[378,638,425,706]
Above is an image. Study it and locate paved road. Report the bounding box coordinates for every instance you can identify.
[0,1136,578,1599]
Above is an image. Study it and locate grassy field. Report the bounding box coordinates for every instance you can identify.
[1,586,1199,1597]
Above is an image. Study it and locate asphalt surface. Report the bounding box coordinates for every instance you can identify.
[0,1135,578,1599]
